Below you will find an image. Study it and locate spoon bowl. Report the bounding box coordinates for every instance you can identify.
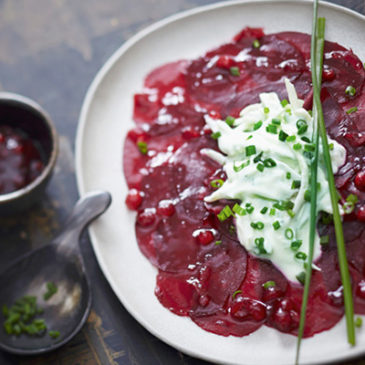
[0,191,111,355]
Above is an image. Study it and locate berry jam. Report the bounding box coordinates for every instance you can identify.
[0,125,44,194]
[123,28,365,338]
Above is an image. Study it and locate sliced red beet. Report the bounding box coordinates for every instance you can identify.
[123,28,365,339]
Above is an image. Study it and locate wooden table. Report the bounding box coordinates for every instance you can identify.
[0,1,364,364]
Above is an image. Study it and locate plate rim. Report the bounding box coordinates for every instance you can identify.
[75,1,365,364]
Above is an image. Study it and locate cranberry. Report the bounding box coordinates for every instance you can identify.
[126,189,143,210]
[355,171,365,191]
[357,206,365,222]
[157,200,175,216]
[196,230,214,245]
[216,55,234,69]
[356,280,365,299]
[137,208,156,226]
[322,68,335,81]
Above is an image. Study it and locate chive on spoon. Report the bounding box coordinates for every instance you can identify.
[0,191,111,355]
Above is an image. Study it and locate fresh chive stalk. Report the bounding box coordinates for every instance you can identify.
[296,4,355,363]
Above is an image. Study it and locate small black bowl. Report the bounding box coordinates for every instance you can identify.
[0,92,58,214]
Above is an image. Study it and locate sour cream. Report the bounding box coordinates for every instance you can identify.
[202,79,346,282]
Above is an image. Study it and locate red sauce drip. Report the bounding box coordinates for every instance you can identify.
[0,125,44,194]
[123,28,365,338]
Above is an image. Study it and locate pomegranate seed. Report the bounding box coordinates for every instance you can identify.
[216,55,234,69]
[355,170,365,191]
[197,230,214,245]
[157,200,175,216]
[125,189,143,210]
[137,208,156,226]
[356,280,365,299]
[199,294,210,307]
[182,126,200,140]
[322,68,335,81]
[357,206,365,222]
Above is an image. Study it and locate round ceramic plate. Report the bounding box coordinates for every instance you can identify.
[75,1,365,364]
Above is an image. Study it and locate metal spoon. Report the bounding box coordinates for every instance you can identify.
[0,191,111,355]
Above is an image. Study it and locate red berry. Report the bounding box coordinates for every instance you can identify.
[125,189,143,210]
[357,206,365,222]
[216,55,234,69]
[322,68,335,81]
[137,208,156,226]
[355,170,365,191]
[157,200,175,216]
[196,230,214,245]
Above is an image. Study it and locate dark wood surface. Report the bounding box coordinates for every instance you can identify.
[0,1,364,364]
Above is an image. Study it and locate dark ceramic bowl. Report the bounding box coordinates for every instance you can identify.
[0,92,58,214]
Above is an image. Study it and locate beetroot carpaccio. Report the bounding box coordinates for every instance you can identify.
[123,28,365,338]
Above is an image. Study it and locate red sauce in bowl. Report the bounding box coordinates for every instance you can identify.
[123,28,365,338]
[0,125,44,194]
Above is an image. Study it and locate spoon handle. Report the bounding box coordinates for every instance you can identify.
[55,191,112,255]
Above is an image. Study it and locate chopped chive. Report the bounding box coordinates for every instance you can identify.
[137,141,148,155]
[247,135,253,140]
[291,180,301,189]
[279,130,289,142]
[281,99,289,107]
[293,143,302,151]
[229,67,240,76]
[253,121,263,130]
[263,281,276,289]
[44,282,58,301]
[286,135,296,142]
[304,189,311,202]
[304,144,315,152]
[210,179,224,188]
[295,252,307,260]
[272,221,281,230]
[225,115,235,126]
[321,212,333,225]
[252,39,260,48]
[296,272,306,285]
[301,136,311,143]
[217,205,234,221]
[345,86,356,97]
[320,235,329,245]
[263,158,276,168]
[211,131,221,140]
[346,106,358,114]
[266,124,277,134]
[49,330,60,339]
[264,107,270,114]
[269,208,276,216]
[286,172,291,179]
[215,240,222,245]
[291,240,302,251]
[329,143,334,150]
[254,237,267,254]
[296,119,308,135]
[251,221,264,230]
[233,160,250,172]
[303,150,313,160]
[246,145,257,156]
[355,317,363,328]
[257,163,265,172]
[246,205,254,214]
[233,203,246,216]
[285,228,294,240]
[260,207,268,214]
[287,209,295,218]
[253,151,263,163]
[271,118,281,126]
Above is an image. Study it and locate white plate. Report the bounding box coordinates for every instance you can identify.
[75,1,365,364]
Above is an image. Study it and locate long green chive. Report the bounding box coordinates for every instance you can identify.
[296,10,355,365]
